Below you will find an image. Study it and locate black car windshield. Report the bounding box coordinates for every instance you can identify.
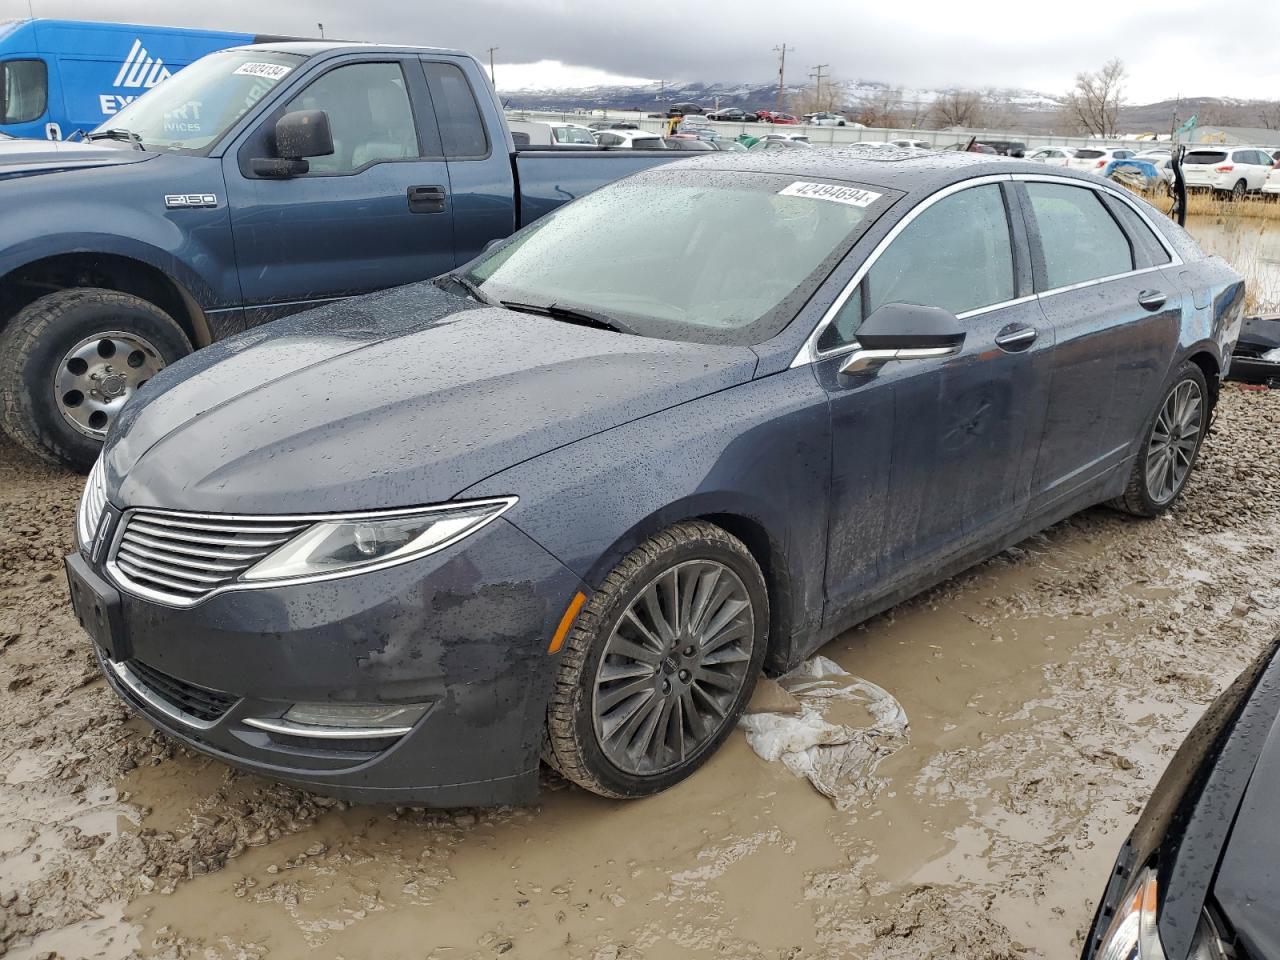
[90,49,305,154]
[465,170,896,345]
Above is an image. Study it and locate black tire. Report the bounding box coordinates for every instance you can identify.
[1231,179,1248,200]
[1111,360,1209,517]
[0,288,192,471]
[545,521,769,799]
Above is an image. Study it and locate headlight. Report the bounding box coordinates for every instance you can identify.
[76,457,108,551]
[240,497,516,584]
[1096,868,1230,960]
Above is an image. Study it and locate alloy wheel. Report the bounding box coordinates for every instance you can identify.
[53,331,166,439]
[592,560,755,776]
[1145,378,1204,504]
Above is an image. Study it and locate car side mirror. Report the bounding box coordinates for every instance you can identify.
[839,302,966,375]
[252,109,335,178]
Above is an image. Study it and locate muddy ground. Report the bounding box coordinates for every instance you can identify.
[3,386,1280,960]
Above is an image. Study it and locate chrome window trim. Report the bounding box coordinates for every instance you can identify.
[104,497,518,608]
[106,659,224,731]
[791,172,1184,368]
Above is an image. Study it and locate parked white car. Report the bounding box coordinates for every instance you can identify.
[758,131,811,144]
[1262,160,1280,195]
[1066,146,1136,174]
[508,120,597,147]
[594,129,668,150]
[1181,146,1274,198]
[1026,146,1076,166]
[890,138,932,150]
[804,112,849,126]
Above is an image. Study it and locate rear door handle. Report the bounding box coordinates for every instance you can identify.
[1137,289,1167,311]
[994,324,1038,351]
[408,184,447,214]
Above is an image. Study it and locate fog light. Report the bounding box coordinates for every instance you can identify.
[283,702,429,729]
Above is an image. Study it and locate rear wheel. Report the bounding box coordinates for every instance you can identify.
[1112,360,1209,517]
[545,521,768,799]
[0,289,191,471]
[1231,179,1248,200]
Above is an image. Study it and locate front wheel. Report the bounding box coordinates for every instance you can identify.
[0,289,192,471]
[545,521,769,799]
[1112,360,1209,517]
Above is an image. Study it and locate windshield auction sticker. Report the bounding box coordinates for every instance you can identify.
[233,63,294,80]
[778,182,882,207]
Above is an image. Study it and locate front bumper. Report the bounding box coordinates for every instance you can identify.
[76,517,586,806]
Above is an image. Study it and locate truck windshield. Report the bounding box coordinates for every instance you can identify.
[90,49,305,154]
[465,169,894,346]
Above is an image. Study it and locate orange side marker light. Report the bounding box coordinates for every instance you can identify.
[548,591,587,654]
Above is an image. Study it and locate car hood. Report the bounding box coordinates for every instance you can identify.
[105,284,759,514]
[0,138,157,179]
[1212,703,1280,959]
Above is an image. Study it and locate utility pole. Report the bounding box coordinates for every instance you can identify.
[1170,93,1181,145]
[810,63,828,110]
[774,43,789,113]
[657,79,665,102]
[317,23,325,39]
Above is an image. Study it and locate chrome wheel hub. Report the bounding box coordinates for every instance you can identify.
[592,560,754,776]
[1146,378,1203,504]
[53,332,166,439]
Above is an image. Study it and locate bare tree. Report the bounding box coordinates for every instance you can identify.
[1260,101,1280,130]
[930,89,986,129]
[848,86,906,128]
[791,79,843,116]
[1064,58,1127,137]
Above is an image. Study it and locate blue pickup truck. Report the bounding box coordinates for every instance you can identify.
[0,41,675,469]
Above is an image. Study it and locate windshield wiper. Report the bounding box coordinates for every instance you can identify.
[500,300,631,334]
[85,128,145,150]
[434,272,494,305]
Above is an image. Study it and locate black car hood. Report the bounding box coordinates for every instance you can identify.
[1212,706,1280,958]
[105,284,758,514]
[0,138,157,178]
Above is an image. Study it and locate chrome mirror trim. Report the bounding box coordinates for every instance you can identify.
[838,344,959,375]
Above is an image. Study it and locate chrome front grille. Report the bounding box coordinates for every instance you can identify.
[109,510,309,605]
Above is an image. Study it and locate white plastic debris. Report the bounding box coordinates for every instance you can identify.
[739,656,909,809]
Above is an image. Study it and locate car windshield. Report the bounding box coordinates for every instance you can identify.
[464,170,895,346]
[90,49,305,154]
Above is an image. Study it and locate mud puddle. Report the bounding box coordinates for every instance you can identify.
[3,387,1280,959]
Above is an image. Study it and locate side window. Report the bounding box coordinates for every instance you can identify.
[0,58,48,124]
[817,184,1014,352]
[422,61,489,159]
[1107,197,1172,267]
[285,62,419,175]
[1026,182,1134,289]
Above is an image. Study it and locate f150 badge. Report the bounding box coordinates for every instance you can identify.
[164,194,218,209]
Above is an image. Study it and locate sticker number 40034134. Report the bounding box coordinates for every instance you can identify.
[778,181,882,207]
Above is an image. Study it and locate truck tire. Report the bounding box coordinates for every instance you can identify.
[545,521,768,799]
[0,289,192,472]
[1111,360,1209,517]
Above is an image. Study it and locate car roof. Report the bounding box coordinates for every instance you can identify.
[240,40,470,58]
[657,144,1140,194]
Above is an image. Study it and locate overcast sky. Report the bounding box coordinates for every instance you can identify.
[8,0,1279,102]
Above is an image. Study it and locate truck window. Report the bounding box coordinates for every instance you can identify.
[286,62,420,175]
[0,59,47,124]
[421,61,489,160]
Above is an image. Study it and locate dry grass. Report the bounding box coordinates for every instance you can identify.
[1122,183,1280,221]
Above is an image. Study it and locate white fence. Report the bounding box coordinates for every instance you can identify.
[505,109,1190,152]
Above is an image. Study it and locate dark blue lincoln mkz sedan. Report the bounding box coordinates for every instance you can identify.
[65,148,1244,804]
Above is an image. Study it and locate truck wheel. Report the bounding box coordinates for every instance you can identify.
[1111,360,1209,518]
[0,289,191,471]
[545,521,768,799]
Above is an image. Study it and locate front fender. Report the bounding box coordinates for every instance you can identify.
[0,154,241,312]
[460,367,833,671]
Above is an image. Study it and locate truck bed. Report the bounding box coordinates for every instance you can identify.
[513,148,681,227]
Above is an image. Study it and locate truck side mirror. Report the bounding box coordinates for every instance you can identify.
[252,110,335,179]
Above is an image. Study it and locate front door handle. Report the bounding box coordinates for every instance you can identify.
[994,324,1038,351]
[408,184,447,214]
[1137,289,1167,311]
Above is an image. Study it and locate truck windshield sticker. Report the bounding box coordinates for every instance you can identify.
[778,182,882,208]
[232,63,293,81]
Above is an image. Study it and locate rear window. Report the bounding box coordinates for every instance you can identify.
[632,137,664,149]
[1186,151,1228,165]
[421,61,489,159]
[1074,149,1105,159]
